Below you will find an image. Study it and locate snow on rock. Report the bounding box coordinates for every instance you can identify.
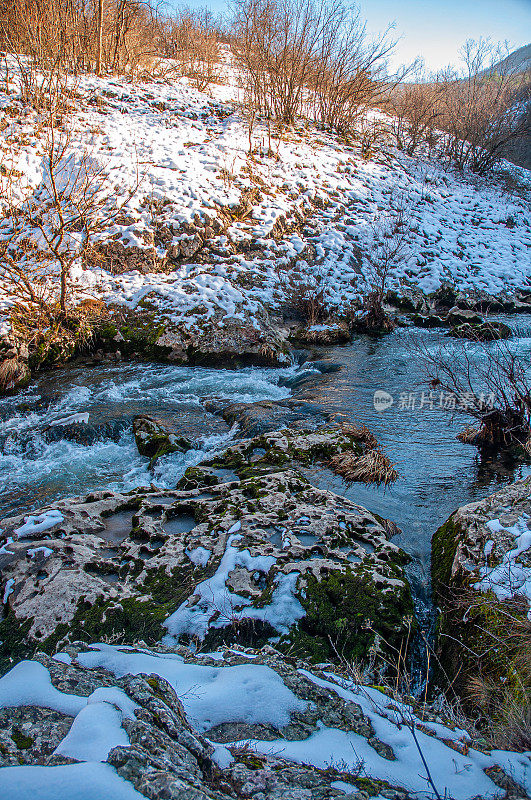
[476,514,531,613]
[77,643,306,733]
[0,644,529,800]
[163,533,304,643]
[0,661,86,717]
[14,510,64,539]
[54,701,130,762]
[0,762,146,800]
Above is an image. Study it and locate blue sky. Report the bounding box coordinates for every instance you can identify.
[169,0,531,72]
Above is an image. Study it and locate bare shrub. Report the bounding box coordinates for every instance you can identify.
[279,267,328,325]
[310,14,398,134]
[0,0,162,79]
[437,39,531,174]
[234,0,396,135]
[0,122,136,345]
[417,334,531,452]
[386,66,444,156]
[156,8,222,91]
[355,204,410,334]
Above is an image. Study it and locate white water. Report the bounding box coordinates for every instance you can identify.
[0,361,316,519]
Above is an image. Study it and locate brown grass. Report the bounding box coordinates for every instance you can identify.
[339,422,378,448]
[329,447,398,486]
[0,357,30,393]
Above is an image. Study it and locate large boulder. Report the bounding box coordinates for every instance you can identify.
[432,478,531,746]
[448,320,512,341]
[289,322,351,346]
[0,428,408,674]
[96,307,290,368]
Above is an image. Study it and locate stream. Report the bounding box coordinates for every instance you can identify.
[2,316,531,602]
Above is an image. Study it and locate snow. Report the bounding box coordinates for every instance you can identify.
[76,643,307,733]
[14,510,64,539]
[229,669,531,800]
[0,51,529,338]
[0,661,138,763]
[54,701,130,762]
[186,546,212,566]
[27,546,54,559]
[476,514,531,615]
[0,661,86,717]
[0,762,146,800]
[2,577,14,604]
[163,533,304,643]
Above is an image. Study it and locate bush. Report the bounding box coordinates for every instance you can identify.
[233,0,396,136]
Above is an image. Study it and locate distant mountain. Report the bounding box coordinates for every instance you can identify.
[484,43,531,76]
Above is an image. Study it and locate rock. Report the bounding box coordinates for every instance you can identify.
[448,320,512,341]
[205,399,329,438]
[446,307,483,326]
[410,313,446,328]
[0,645,527,800]
[96,307,290,368]
[87,240,160,274]
[0,426,410,673]
[133,415,192,461]
[177,234,203,259]
[432,478,531,742]
[289,322,351,346]
[430,284,458,312]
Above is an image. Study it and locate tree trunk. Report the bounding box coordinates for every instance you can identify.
[95,0,103,75]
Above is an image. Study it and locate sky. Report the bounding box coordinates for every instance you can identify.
[171,0,531,72]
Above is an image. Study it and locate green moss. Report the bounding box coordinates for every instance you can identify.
[431,515,463,596]
[0,615,33,675]
[280,568,414,665]
[177,467,219,491]
[96,312,173,361]
[11,728,34,750]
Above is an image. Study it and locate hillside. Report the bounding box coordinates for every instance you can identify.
[0,48,529,368]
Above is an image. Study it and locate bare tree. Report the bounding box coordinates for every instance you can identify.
[437,39,531,174]
[386,63,445,156]
[0,121,137,322]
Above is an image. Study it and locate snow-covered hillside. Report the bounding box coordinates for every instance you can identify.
[0,49,530,339]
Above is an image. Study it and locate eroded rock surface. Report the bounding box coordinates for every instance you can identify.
[0,426,408,673]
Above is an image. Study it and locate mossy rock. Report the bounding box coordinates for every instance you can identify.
[279,567,414,666]
[448,321,511,341]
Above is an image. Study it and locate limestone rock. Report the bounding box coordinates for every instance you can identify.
[432,478,531,739]
[133,415,192,461]
[0,428,410,673]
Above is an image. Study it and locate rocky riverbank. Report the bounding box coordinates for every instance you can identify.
[432,478,531,750]
[1,395,531,796]
[0,423,407,673]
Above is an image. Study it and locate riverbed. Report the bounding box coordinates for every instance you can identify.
[2,318,531,592]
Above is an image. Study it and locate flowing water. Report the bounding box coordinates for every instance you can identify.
[2,318,531,601]
[0,361,319,519]
[292,315,531,588]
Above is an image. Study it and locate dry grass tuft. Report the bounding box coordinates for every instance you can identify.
[339,422,378,448]
[457,424,481,444]
[329,447,398,486]
[0,357,30,393]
